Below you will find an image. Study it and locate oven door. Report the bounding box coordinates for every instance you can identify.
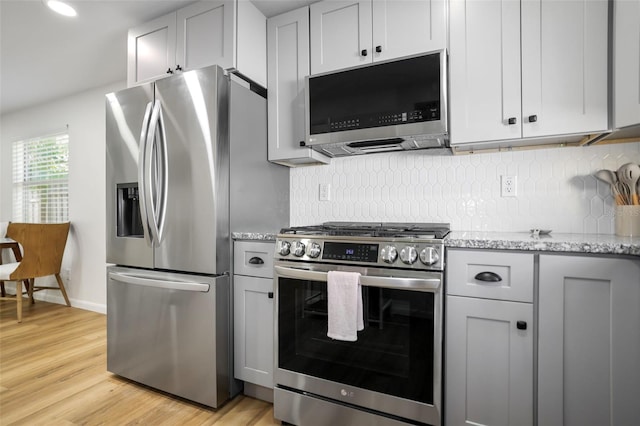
[274,261,442,426]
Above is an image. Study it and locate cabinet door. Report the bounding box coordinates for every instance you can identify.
[446,296,533,426]
[521,0,608,138]
[267,8,331,166]
[127,13,176,87]
[449,0,522,144]
[175,0,234,73]
[234,275,274,388]
[539,255,640,426]
[614,0,640,129]
[310,0,372,74]
[371,0,446,62]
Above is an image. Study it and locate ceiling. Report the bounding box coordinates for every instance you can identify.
[0,0,316,116]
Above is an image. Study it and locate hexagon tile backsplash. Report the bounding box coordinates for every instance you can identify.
[290,142,640,234]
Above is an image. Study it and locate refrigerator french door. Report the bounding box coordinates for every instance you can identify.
[106,66,229,275]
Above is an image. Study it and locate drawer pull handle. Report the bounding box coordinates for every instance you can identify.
[517,321,527,330]
[268,292,274,299]
[249,256,264,265]
[474,271,502,282]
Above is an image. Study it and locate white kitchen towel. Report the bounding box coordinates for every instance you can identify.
[326,271,363,342]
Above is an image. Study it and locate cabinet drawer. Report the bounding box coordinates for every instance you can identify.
[447,249,534,303]
[234,241,275,278]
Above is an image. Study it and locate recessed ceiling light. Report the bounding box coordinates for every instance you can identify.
[45,0,77,17]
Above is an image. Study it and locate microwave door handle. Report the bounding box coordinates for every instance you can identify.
[274,266,441,292]
[138,101,154,247]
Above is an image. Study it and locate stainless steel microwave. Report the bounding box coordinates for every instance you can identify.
[305,50,448,157]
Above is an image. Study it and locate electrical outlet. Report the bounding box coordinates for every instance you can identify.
[319,183,331,201]
[501,175,517,197]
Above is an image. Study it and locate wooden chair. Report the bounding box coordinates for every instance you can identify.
[0,221,9,296]
[0,222,71,322]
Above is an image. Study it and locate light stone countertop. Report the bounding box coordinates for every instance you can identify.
[233,230,640,257]
[232,232,278,242]
[447,231,640,257]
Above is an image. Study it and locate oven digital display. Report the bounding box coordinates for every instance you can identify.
[322,242,379,262]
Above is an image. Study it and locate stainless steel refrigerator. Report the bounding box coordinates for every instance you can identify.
[105,65,289,408]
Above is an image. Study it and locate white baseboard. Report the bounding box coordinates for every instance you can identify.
[2,286,106,315]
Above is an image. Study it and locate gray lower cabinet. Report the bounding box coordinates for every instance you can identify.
[233,241,275,390]
[446,249,534,426]
[538,254,640,426]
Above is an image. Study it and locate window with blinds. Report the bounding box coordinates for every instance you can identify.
[12,131,69,223]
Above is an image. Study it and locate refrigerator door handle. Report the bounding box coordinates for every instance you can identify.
[155,103,169,244]
[108,271,210,292]
[143,100,163,247]
[138,101,154,247]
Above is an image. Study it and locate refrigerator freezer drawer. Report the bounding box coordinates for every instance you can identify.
[106,266,230,408]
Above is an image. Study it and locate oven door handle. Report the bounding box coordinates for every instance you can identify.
[274,266,441,292]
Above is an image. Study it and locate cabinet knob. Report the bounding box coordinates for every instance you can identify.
[375,45,382,53]
[176,64,182,71]
[474,271,502,282]
[299,141,306,147]
[528,114,538,123]
[248,256,264,265]
[508,117,517,125]
[166,68,174,74]
[516,321,527,330]
[361,49,368,57]
[268,292,274,299]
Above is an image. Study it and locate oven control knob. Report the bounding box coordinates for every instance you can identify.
[420,247,440,266]
[400,246,418,264]
[292,241,306,257]
[278,241,291,256]
[380,245,398,263]
[307,242,321,258]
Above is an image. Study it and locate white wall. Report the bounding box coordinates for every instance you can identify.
[290,141,640,234]
[1,81,125,313]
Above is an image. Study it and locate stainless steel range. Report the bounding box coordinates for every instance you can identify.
[273,222,449,426]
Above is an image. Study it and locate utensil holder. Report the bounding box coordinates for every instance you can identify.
[615,206,640,237]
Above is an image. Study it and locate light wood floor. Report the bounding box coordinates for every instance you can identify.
[0,298,279,425]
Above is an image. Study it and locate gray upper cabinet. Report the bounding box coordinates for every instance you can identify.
[538,254,640,425]
[309,0,447,75]
[127,13,176,86]
[267,7,331,167]
[613,0,640,129]
[127,0,266,88]
[449,0,609,150]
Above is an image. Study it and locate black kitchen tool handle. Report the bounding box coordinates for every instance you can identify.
[517,321,527,330]
[474,271,502,282]
[249,256,264,265]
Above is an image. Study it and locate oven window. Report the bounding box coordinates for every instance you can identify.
[278,277,435,404]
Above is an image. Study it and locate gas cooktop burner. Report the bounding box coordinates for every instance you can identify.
[280,221,450,239]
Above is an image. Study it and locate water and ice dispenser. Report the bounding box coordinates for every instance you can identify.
[116,183,143,238]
